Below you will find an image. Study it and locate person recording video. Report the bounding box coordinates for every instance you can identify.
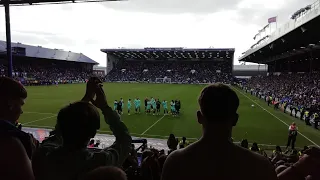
[32,77,132,180]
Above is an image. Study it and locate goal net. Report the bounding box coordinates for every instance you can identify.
[155,77,172,84]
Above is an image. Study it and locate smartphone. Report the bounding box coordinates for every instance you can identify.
[137,153,142,167]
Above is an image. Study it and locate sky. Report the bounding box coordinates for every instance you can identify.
[0,0,315,67]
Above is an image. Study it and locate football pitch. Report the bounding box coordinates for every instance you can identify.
[20,83,320,148]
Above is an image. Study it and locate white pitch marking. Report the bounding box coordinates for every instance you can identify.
[24,125,55,129]
[24,111,57,115]
[23,115,57,125]
[233,87,320,148]
[140,115,166,135]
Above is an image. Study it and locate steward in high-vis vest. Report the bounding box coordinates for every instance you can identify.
[304,111,310,125]
[313,113,319,129]
[179,137,190,149]
[300,108,305,120]
[283,102,287,113]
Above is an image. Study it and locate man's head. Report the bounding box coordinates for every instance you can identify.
[56,101,100,148]
[197,84,239,132]
[82,166,127,180]
[0,77,27,123]
[182,137,186,142]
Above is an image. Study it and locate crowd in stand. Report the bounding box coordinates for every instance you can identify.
[244,73,320,116]
[105,61,233,84]
[0,62,92,85]
[1,77,320,180]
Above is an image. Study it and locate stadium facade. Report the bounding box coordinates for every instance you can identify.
[101,47,235,83]
[0,40,98,77]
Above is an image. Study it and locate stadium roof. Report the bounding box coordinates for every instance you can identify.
[0,40,98,64]
[0,0,122,6]
[101,48,235,60]
[239,1,320,64]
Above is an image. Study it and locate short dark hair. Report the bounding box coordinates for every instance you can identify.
[82,166,127,180]
[198,83,239,121]
[0,77,27,100]
[57,101,100,146]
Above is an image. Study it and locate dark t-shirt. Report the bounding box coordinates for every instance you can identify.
[156,101,161,108]
[117,102,122,109]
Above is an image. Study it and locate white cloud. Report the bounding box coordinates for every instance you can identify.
[0,0,314,66]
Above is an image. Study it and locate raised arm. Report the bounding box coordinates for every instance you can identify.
[91,83,132,167]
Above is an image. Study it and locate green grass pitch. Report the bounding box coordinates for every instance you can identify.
[19,83,320,148]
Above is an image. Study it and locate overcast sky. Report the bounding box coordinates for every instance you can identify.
[0,0,315,66]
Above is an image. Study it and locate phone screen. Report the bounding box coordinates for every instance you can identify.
[137,154,142,167]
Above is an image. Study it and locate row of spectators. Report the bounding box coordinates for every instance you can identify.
[244,73,320,117]
[105,61,233,84]
[1,77,319,180]
[0,62,93,85]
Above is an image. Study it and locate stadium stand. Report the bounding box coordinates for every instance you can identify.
[102,47,234,84]
[238,0,320,130]
[1,1,320,179]
[2,77,320,180]
[0,40,98,85]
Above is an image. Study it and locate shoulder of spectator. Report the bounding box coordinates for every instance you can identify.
[161,149,184,180]
[96,147,120,165]
[245,148,277,180]
[40,134,63,148]
[0,137,34,180]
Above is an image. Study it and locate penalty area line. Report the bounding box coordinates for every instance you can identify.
[140,115,166,135]
[233,87,320,148]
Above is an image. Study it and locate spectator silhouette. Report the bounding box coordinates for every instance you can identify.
[167,134,178,151]
[0,77,35,180]
[161,83,277,180]
[240,139,249,149]
[32,77,132,180]
[81,166,127,180]
[277,147,320,180]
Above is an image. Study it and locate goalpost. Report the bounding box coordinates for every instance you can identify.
[155,77,172,84]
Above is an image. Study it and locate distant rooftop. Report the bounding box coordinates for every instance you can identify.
[0,40,98,64]
[101,47,235,60]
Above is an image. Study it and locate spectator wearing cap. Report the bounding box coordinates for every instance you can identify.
[32,77,132,180]
[161,83,277,180]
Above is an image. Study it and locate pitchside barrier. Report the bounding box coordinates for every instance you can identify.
[22,127,297,151]
[110,80,214,85]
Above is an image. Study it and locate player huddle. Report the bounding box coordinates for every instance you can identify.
[113,97,181,116]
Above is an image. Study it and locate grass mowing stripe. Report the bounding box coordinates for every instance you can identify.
[140,115,166,135]
[23,115,57,125]
[233,87,320,148]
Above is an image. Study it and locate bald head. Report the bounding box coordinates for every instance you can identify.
[198,83,239,122]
